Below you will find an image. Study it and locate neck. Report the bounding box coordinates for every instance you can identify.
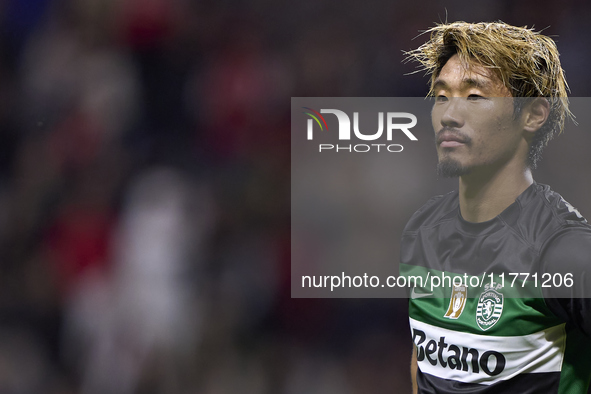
[458,165,533,223]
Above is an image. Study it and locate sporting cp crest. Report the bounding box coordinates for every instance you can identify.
[476,282,503,331]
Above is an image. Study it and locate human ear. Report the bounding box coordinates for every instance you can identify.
[523,98,550,133]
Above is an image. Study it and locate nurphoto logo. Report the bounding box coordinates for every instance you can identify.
[303,107,418,153]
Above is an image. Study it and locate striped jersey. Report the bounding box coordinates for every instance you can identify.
[400,183,591,393]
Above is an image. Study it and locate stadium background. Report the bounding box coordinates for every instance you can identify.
[0,0,590,393]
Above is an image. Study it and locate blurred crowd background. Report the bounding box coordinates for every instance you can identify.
[0,0,591,393]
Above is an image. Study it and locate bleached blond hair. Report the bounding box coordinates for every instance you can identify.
[407,21,571,168]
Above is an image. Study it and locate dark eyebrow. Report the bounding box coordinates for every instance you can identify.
[461,77,492,90]
[432,76,493,93]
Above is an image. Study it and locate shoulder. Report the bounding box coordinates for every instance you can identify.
[532,183,591,247]
[402,190,458,234]
[532,183,588,225]
[510,183,590,250]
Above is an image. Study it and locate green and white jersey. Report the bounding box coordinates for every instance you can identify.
[400,183,591,393]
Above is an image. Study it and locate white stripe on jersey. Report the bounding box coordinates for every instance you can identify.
[410,317,566,385]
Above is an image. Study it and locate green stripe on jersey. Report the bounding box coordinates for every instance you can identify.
[402,263,563,336]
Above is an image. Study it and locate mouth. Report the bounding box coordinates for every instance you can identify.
[437,130,469,148]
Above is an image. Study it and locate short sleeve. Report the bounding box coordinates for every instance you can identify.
[541,226,591,338]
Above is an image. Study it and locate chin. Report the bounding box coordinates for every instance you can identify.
[437,159,471,178]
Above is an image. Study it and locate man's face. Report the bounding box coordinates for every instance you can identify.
[431,54,527,177]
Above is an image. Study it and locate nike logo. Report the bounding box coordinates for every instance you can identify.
[411,287,433,299]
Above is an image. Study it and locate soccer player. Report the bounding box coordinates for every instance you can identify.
[401,22,591,393]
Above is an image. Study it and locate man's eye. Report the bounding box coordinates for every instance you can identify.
[435,95,448,102]
[468,94,484,100]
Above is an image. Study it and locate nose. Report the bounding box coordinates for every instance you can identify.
[439,99,465,129]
